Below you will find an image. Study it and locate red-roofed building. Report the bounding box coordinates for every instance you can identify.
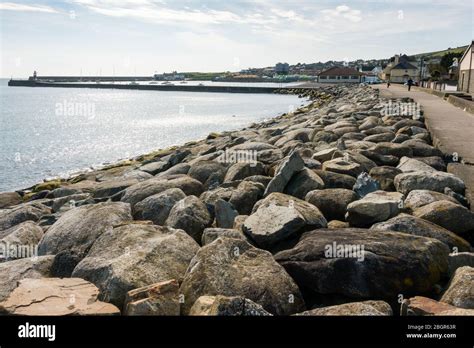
[317,66,363,83]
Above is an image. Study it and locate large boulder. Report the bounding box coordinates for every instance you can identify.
[371,214,471,252]
[368,166,402,191]
[0,278,120,315]
[189,295,272,316]
[242,205,305,249]
[228,181,264,215]
[72,223,199,308]
[201,228,247,245]
[394,171,465,195]
[322,158,363,177]
[252,193,327,231]
[38,202,132,260]
[0,221,43,261]
[284,168,325,199]
[275,228,449,299]
[133,188,186,225]
[224,162,266,182]
[371,142,413,158]
[314,169,356,189]
[263,151,304,197]
[179,237,305,315]
[440,266,474,309]
[120,176,204,207]
[413,200,474,235]
[0,202,51,231]
[346,191,403,227]
[91,178,139,199]
[404,189,460,212]
[397,156,436,173]
[214,199,238,228]
[295,300,392,316]
[0,192,22,209]
[165,196,213,242]
[188,160,227,189]
[305,189,358,221]
[0,255,54,302]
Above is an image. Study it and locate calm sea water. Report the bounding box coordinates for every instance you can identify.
[0,79,306,192]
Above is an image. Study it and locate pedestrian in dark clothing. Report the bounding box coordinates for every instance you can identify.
[387,81,391,88]
[407,78,413,91]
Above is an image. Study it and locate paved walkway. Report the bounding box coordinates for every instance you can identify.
[372,84,474,210]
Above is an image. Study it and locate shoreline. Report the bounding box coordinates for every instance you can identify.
[0,84,473,317]
[0,84,310,192]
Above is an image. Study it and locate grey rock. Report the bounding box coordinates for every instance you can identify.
[295,300,392,316]
[440,266,474,309]
[346,191,403,227]
[224,162,266,182]
[189,295,272,316]
[133,188,186,225]
[284,168,325,199]
[72,223,199,308]
[305,188,358,221]
[394,171,465,195]
[275,228,449,299]
[264,151,304,197]
[371,214,471,252]
[38,202,132,259]
[413,200,474,235]
[165,196,213,242]
[0,202,51,231]
[179,237,305,315]
[201,228,247,245]
[215,199,238,228]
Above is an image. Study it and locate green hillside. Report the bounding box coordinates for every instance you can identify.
[409,45,468,59]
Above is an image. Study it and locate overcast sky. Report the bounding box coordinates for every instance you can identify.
[0,0,472,77]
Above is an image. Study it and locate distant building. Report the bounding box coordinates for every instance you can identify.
[154,71,185,81]
[380,54,419,83]
[317,66,362,83]
[275,62,290,75]
[458,41,474,93]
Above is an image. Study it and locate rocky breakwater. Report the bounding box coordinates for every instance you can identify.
[0,85,473,316]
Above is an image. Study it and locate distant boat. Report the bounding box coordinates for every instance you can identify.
[198,83,204,86]
[180,81,187,84]
[162,81,172,85]
[129,81,139,85]
[149,81,158,84]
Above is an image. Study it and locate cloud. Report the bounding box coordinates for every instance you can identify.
[0,2,59,13]
[321,4,362,23]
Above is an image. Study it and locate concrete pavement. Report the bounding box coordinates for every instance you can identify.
[372,84,474,210]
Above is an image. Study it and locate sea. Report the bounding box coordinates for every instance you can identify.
[0,79,307,192]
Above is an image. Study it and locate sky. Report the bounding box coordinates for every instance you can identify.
[0,0,472,77]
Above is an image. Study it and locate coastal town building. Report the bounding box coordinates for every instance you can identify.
[275,62,290,75]
[317,66,362,83]
[379,54,419,83]
[458,41,474,93]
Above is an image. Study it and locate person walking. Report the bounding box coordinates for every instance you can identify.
[407,78,413,91]
[387,80,391,88]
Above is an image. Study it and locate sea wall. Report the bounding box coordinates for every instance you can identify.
[0,85,473,317]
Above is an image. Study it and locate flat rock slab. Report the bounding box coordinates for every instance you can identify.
[275,228,449,299]
[401,296,474,316]
[0,256,54,302]
[264,151,304,197]
[0,278,120,315]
